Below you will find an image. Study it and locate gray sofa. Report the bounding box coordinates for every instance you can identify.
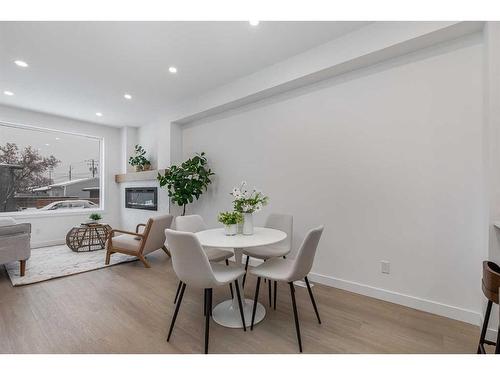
[0,217,31,276]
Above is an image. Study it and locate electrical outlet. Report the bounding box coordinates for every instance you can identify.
[381,261,390,274]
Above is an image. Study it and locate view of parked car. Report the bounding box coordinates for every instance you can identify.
[39,200,98,210]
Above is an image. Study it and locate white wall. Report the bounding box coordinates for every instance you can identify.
[182,36,485,323]
[118,121,171,231]
[137,123,158,169]
[0,104,122,247]
[483,22,500,339]
[171,22,481,125]
[121,126,138,173]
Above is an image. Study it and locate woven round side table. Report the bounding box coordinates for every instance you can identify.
[66,222,112,252]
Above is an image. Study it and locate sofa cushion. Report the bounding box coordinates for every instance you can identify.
[0,223,31,237]
[0,217,17,226]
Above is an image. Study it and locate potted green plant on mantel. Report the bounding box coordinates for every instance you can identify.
[157,152,214,216]
[218,211,243,236]
[128,145,151,172]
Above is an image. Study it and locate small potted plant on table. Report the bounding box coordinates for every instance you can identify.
[218,211,243,236]
[88,213,102,224]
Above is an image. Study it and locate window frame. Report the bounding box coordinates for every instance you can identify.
[0,120,105,218]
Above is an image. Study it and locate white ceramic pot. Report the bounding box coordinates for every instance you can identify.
[242,213,254,235]
[224,224,237,236]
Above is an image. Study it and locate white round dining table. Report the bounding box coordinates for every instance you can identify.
[196,227,287,328]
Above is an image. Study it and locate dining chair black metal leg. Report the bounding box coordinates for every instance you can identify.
[204,288,212,354]
[477,300,493,354]
[273,281,277,310]
[289,282,303,352]
[304,276,321,324]
[204,288,207,316]
[167,282,186,341]
[174,280,182,304]
[204,287,208,313]
[268,278,272,307]
[251,277,261,330]
[209,288,213,316]
[242,256,250,288]
[225,259,234,298]
[234,280,247,331]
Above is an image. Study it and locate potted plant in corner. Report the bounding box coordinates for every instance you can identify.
[88,213,102,224]
[128,144,151,172]
[157,152,214,216]
[231,181,269,235]
[218,211,243,236]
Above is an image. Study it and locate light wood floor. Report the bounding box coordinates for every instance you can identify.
[0,251,481,354]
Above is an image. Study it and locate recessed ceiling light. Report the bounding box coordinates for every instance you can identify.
[249,20,260,26]
[55,137,61,140]
[14,60,29,68]
[168,66,177,74]
[3,90,14,96]
[95,112,103,117]
[45,143,50,146]
[124,93,132,100]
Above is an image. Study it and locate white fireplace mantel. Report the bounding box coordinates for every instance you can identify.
[115,169,167,183]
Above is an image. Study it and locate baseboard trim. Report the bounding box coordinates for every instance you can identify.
[31,239,65,249]
[235,256,492,332]
[308,271,482,326]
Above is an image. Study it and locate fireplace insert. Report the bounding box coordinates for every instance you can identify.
[125,187,158,211]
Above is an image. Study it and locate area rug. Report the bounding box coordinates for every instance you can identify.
[4,245,138,286]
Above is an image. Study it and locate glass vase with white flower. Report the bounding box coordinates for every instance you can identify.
[230,181,269,235]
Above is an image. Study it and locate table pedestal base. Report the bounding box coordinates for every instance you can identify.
[212,298,265,328]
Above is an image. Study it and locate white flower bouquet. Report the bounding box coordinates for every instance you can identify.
[231,181,269,214]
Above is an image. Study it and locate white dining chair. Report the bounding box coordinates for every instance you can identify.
[173,215,235,302]
[165,229,246,354]
[242,213,293,309]
[249,225,324,352]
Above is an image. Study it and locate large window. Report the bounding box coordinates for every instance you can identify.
[0,123,102,214]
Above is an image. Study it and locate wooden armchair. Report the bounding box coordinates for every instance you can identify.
[105,214,173,268]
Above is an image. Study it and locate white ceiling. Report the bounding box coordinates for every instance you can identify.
[0,21,369,127]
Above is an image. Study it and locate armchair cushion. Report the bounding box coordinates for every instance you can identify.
[110,234,142,252]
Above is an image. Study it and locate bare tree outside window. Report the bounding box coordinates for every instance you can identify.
[0,143,60,211]
[0,124,101,213]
